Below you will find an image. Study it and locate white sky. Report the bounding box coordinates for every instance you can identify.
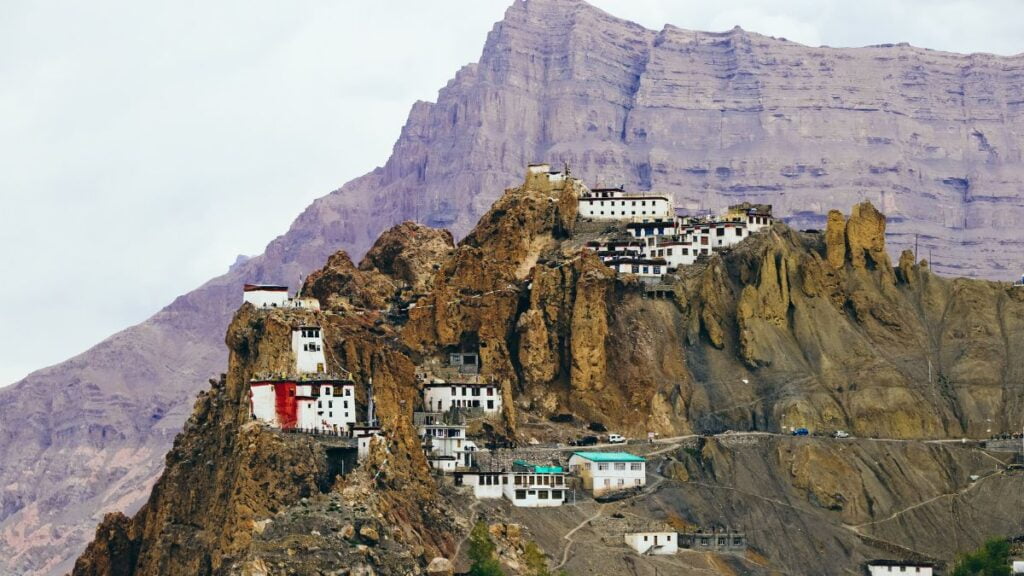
[1,0,1021,387]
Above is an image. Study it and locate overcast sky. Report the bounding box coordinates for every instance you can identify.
[1,0,1021,387]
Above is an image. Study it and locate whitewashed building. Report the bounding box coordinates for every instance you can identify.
[292,326,326,374]
[423,381,502,413]
[243,284,289,308]
[457,471,505,499]
[249,378,355,433]
[866,561,934,576]
[578,188,674,222]
[420,423,477,472]
[504,462,566,507]
[243,284,321,310]
[625,530,678,555]
[568,452,646,496]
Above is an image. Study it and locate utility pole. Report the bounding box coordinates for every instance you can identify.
[915,233,919,260]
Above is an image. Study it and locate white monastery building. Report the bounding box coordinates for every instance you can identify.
[249,377,355,433]
[243,283,321,310]
[578,187,674,221]
[568,452,646,496]
[625,529,678,555]
[423,381,502,413]
[293,326,327,374]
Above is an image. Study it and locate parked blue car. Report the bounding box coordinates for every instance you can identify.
[792,428,809,436]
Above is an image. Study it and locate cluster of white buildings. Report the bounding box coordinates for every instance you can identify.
[582,193,773,279]
[551,168,774,279]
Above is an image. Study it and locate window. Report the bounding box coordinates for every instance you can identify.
[317,401,322,408]
[328,412,333,418]
[667,248,673,256]
[502,476,509,485]
[634,479,641,486]
[344,401,348,409]
[515,490,526,500]
[598,463,609,471]
[700,537,710,546]
[717,227,725,236]
[653,266,661,274]
[630,463,642,471]
[487,400,494,409]
[736,228,743,236]
[631,265,639,273]
[644,536,649,542]
[552,490,562,499]
[583,463,591,471]
[617,479,624,486]
[614,463,625,471]
[642,267,649,274]
[486,387,494,396]
[538,491,549,499]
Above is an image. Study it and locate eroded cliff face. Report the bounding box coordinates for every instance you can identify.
[400,189,1024,441]
[72,301,450,576]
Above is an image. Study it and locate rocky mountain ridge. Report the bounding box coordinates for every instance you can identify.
[71,170,1024,575]
[6,0,1024,572]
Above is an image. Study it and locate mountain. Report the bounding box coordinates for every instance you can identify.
[71,171,1024,575]
[5,0,1024,572]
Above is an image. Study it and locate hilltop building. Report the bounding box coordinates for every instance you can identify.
[292,326,326,374]
[568,452,646,496]
[249,376,355,433]
[578,187,675,222]
[243,284,321,310]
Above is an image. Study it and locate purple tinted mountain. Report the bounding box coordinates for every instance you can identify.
[3,0,1024,573]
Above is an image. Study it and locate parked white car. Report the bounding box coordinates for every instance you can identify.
[608,434,626,444]
[833,430,850,439]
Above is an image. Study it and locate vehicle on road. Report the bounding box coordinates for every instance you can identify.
[833,430,850,439]
[792,428,809,436]
[608,433,626,444]
[571,435,599,447]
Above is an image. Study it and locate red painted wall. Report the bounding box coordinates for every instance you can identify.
[274,382,298,429]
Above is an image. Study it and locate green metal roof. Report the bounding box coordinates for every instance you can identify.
[571,451,645,462]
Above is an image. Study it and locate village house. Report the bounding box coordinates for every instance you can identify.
[865,561,935,576]
[419,421,477,472]
[567,452,646,496]
[456,460,567,507]
[624,524,679,556]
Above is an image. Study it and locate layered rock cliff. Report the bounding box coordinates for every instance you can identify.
[7,0,1024,572]
[72,173,1024,575]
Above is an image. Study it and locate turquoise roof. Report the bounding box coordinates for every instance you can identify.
[571,451,645,463]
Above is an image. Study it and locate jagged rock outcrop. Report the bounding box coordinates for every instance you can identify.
[9,0,1024,572]
[72,297,451,576]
